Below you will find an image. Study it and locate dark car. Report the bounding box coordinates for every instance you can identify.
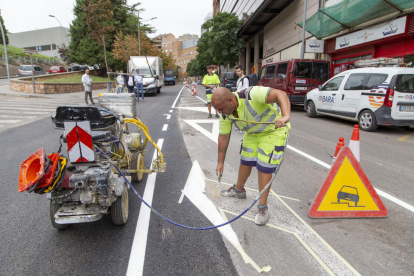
[49,66,67,74]
[337,186,359,206]
[18,65,46,77]
[224,72,238,92]
[68,65,81,72]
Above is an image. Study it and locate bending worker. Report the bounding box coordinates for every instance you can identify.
[212,86,291,226]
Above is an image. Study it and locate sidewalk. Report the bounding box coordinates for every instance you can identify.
[0,84,104,100]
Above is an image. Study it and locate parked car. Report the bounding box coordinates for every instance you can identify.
[68,65,81,72]
[79,65,89,71]
[224,72,238,91]
[49,66,67,74]
[257,59,331,104]
[88,66,95,71]
[304,67,414,131]
[17,65,46,77]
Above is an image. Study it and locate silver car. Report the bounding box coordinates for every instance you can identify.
[18,65,46,77]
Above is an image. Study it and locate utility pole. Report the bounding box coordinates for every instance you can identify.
[300,0,307,59]
[0,17,10,85]
[49,15,70,46]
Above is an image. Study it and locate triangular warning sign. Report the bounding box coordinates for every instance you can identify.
[309,147,387,218]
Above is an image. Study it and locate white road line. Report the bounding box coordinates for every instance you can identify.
[169,110,173,113]
[164,114,171,120]
[171,86,185,108]
[127,139,164,276]
[287,145,414,213]
[0,120,22,124]
[0,106,56,111]
[195,95,207,103]
[162,124,168,131]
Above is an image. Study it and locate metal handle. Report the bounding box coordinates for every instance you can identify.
[332,93,336,96]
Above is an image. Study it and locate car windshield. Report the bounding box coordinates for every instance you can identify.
[395,74,414,92]
[164,70,174,76]
[294,62,329,81]
[133,68,155,75]
[51,66,59,70]
[20,66,31,70]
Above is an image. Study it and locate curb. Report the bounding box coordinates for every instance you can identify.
[0,92,50,99]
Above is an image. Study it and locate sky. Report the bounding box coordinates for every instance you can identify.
[1,0,212,38]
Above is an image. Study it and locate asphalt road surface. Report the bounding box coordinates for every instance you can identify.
[1,84,413,276]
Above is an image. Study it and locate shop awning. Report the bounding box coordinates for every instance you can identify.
[297,0,414,39]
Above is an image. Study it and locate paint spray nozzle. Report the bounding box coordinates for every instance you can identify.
[217,172,223,188]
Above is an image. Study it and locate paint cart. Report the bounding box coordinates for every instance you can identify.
[18,93,166,229]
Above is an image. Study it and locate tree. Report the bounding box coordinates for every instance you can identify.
[0,14,9,45]
[187,57,207,77]
[57,44,69,63]
[173,65,180,78]
[83,0,115,79]
[197,12,244,75]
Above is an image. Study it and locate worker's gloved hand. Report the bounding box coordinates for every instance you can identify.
[216,163,224,176]
[274,116,289,129]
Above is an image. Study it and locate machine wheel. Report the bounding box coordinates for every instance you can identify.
[358,110,378,132]
[50,202,70,230]
[131,152,144,182]
[306,101,316,118]
[111,186,129,225]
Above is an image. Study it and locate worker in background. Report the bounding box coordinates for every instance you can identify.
[117,72,125,93]
[202,65,220,118]
[82,68,95,105]
[212,86,291,226]
[235,65,250,91]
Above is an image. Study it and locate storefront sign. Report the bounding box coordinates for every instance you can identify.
[305,39,324,53]
[335,16,407,50]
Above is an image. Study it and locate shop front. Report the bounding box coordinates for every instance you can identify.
[326,14,414,77]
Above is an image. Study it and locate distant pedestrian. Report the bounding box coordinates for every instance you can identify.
[202,65,220,118]
[126,71,134,93]
[82,69,95,104]
[117,72,125,93]
[235,65,250,91]
[134,69,144,101]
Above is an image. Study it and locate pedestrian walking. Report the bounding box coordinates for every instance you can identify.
[202,65,220,118]
[134,69,144,101]
[126,71,134,93]
[235,65,250,91]
[212,86,291,226]
[82,69,95,104]
[117,72,125,93]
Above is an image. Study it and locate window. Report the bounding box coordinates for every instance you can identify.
[276,63,288,79]
[258,67,266,80]
[312,63,329,82]
[344,73,370,90]
[396,74,414,92]
[265,65,276,79]
[294,62,312,78]
[191,52,193,54]
[170,49,172,52]
[321,76,344,91]
[366,74,388,89]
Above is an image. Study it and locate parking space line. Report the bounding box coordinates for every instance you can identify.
[269,189,361,276]
[287,145,414,213]
[398,133,414,142]
[220,208,336,276]
[162,124,168,131]
[126,139,164,276]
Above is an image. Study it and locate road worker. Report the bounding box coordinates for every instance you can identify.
[202,65,220,118]
[212,86,291,225]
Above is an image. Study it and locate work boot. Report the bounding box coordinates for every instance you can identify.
[208,114,212,118]
[221,185,246,199]
[215,114,220,118]
[255,204,269,226]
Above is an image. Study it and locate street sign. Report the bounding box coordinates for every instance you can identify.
[309,147,387,218]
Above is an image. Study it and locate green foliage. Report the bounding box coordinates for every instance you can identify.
[173,65,180,78]
[197,12,245,73]
[186,57,208,77]
[0,45,59,61]
[0,15,8,45]
[68,0,153,72]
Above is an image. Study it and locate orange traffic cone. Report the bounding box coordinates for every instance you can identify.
[192,84,197,96]
[331,137,345,166]
[349,125,360,163]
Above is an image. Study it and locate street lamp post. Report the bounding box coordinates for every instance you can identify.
[0,17,10,85]
[49,15,70,46]
[135,12,157,56]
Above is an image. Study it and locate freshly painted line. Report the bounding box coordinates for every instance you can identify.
[162,124,168,131]
[173,106,210,113]
[164,114,171,120]
[220,208,335,276]
[171,86,185,108]
[0,120,21,124]
[195,96,207,103]
[183,119,220,143]
[169,110,173,113]
[126,139,164,276]
[288,145,414,213]
[269,189,361,276]
[204,178,300,202]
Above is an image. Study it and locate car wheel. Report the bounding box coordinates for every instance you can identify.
[306,101,316,118]
[358,110,378,132]
[50,201,70,230]
[111,185,129,225]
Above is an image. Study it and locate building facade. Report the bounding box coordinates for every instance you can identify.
[8,27,71,58]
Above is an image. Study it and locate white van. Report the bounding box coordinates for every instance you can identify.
[304,67,414,131]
